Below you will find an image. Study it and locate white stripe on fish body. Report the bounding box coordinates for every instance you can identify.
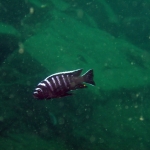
[56,75,61,86]
[64,74,71,89]
[52,77,57,88]
[38,83,46,87]
[62,74,68,88]
[44,79,54,91]
[55,74,67,91]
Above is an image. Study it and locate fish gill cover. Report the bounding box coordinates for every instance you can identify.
[0,0,150,150]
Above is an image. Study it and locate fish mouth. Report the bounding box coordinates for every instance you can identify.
[33,91,38,99]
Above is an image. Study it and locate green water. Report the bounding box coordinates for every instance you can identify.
[0,0,150,149]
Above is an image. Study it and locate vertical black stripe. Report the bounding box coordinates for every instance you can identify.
[64,74,70,88]
[58,74,66,91]
[47,77,56,91]
[56,75,61,86]
[43,80,53,92]
[55,74,65,94]
[47,79,54,91]
[52,77,56,87]
[53,75,59,88]
[62,74,68,88]
[66,74,71,85]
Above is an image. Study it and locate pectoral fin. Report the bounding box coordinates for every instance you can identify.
[73,83,87,90]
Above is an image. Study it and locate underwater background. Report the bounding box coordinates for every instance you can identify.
[1,0,150,149]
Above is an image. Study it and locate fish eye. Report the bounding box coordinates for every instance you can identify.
[37,89,42,93]
[36,88,42,93]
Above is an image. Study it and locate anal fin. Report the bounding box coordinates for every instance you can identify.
[61,92,73,97]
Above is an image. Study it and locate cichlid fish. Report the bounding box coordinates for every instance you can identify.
[33,69,95,100]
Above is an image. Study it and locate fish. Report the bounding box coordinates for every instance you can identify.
[33,69,95,100]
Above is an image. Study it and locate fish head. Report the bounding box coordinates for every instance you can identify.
[33,88,46,99]
[33,88,42,99]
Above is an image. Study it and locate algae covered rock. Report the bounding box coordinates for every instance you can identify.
[24,10,150,91]
[0,23,19,35]
[0,133,69,150]
[0,23,20,64]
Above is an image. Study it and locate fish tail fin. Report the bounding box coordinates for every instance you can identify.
[82,69,95,86]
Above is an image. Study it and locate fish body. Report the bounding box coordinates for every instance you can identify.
[33,69,95,100]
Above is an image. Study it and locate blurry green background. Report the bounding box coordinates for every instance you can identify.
[0,0,150,149]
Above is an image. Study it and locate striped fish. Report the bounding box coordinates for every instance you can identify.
[33,69,95,100]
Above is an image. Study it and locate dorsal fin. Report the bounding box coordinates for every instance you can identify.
[72,69,83,77]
